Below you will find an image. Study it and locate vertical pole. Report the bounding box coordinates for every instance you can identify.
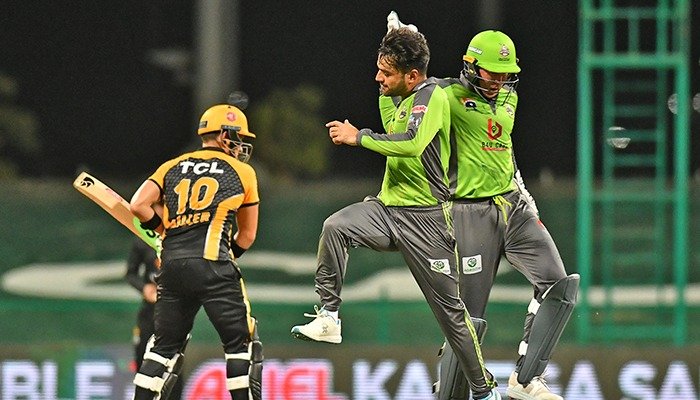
[194,0,240,114]
[672,0,690,346]
[576,0,593,344]
[600,0,616,340]
[474,0,503,30]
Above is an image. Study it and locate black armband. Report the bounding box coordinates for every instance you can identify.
[231,241,247,258]
[140,213,162,231]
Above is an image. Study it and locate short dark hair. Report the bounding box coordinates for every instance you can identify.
[377,27,430,75]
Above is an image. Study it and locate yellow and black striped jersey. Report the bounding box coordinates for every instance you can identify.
[148,147,259,262]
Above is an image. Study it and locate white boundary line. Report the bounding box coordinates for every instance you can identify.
[2,252,699,306]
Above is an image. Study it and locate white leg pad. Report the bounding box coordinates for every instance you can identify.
[225,351,251,361]
[133,373,165,392]
[527,298,540,314]
[227,375,250,390]
[518,341,528,356]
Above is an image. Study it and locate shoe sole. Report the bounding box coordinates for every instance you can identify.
[505,388,546,400]
[291,328,342,344]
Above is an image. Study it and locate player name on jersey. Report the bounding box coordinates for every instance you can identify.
[167,211,211,228]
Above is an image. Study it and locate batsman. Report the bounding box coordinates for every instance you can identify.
[129,103,263,400]
[385,13,579,400]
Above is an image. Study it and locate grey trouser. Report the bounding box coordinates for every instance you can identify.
[314,196,494,394]
[453,189,567,318]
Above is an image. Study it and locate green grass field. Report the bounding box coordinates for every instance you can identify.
[0,177,698,347]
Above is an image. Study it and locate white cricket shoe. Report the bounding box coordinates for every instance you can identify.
[506,372,562,400]
[290,305,342,344]
[386,11,418,33]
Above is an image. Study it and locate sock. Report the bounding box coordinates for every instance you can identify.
[473,388,496,399]
[327,310,339,320]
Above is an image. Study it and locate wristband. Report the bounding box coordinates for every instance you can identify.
[140,213,162,231]
[231,241,247,258]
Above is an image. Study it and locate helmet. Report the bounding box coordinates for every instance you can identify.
[198,104,256,162]
[198,104,255,138]
[463,30,520,74]
[461,30,520,103]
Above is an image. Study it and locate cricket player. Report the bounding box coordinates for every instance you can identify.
[291,27,501,400]
[124,238,185,399]
[385,14,578,400]
[129,103,263,400]
[124,237,159,369]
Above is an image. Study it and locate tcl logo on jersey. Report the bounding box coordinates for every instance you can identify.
[179,161,225,174]
[487,118,502,140]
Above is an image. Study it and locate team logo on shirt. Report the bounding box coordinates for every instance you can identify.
[429,258,451,275]
[398,107,407,119]
[461,97,477,110]
[462,254,483,274]
[487,118,503,140]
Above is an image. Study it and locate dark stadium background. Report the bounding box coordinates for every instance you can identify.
[3,1,697,181]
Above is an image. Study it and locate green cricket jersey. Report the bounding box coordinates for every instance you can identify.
[434,78,518,199]
[361,77,451,207]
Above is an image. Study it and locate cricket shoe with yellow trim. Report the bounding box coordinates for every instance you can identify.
[506,372,562,400]
[291,305,342,344]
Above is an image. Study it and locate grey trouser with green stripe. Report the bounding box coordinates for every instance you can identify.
[314,196,495,395]
[453,188,568,370]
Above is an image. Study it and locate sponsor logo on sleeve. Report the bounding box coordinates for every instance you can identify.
[408,115,422,129]
[505,104,515,117]
[411,105,427,114]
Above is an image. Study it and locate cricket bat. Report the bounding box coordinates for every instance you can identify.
[73,171,162,255]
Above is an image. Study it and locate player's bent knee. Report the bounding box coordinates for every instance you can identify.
[322,214,344,235]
